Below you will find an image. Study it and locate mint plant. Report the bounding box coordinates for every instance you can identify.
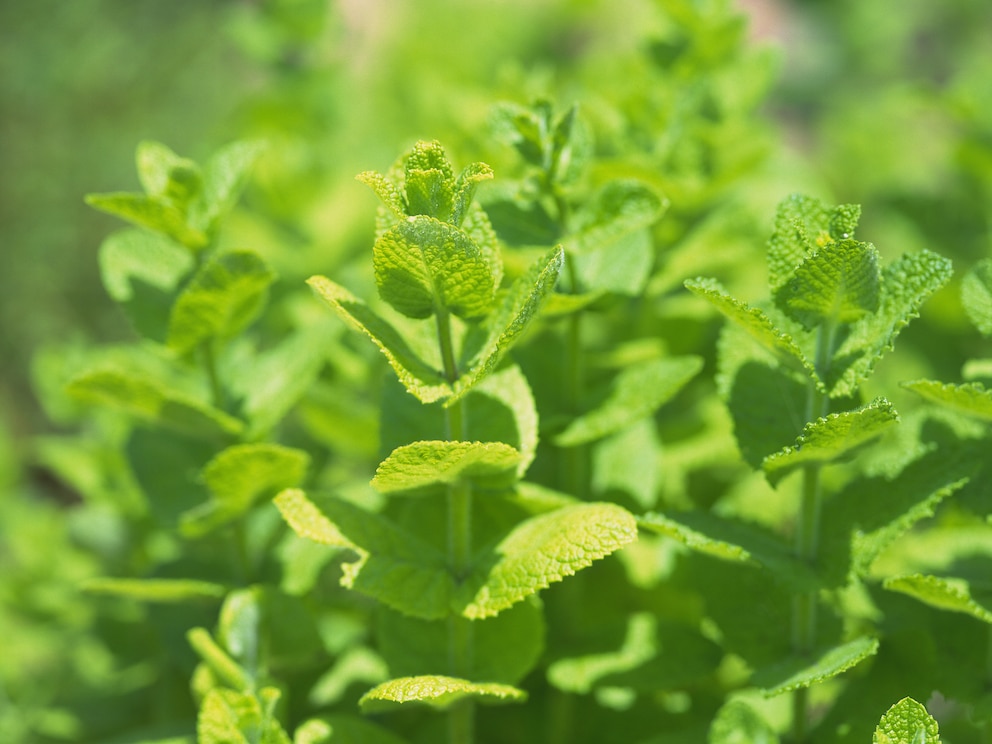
[275,140,638,743]
[638,194,955,741]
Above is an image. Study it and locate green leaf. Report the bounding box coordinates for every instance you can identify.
[136,140,201,204]
[903,379,992,422]
[218,588,262,679]
[376,598,544,685]
[962,257,992,336]
[197,688,291,744]
[274,489,453,619]
[86,192,208,249]
[167,251,275,354]
[307,275,450,403]
[181,444,310,537]
[356,170,407,220]
[452,246,564,401]
[828,249,953,396]
[193,139,264,232]
[358,675,525,712]
[82,578,226,602]
[685,277,815,381]
[452,162,494,226]
[67,367,243,440]
[753,635,879,697]
[373,215,495,319]
[372,441,522,498]
[775,239,880,329]
[188,627,252,692]
[883,574,992,624]
[458,502,637,619]
[873,697,941,744]
[292,719,332,744]
[762,398,900,485]
[591,417,661,509]
[709,699,780,744]
[547,612,656,694]
[638,511,818,591]
[554,356,702,446]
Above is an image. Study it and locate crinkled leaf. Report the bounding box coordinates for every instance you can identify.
[372,441,521,498]
[168,251,275,354]
[709,699,780,744]
[554,356,702,446]
[685,277,815,381]
[374,215,494,319]
[405,140,454,181]
[376,598,544,685]
[568,180,665,256]
[753,635,879,697]
[405,168,453,221]
[763,398,899,485]
[828,250,953,396]
[307,275,450,403]
[903,379,992,422]
[873,697,941,744]
[67,367,243,440]
[359,675,525,712]
[85,192,208,249]
[452,246,564,402]
[458,502,637,619]
[638,511,818,591]
[197,688,290,744]
[274,489,452,619]
[83,578,225,602]
[775,239,880,329]
[883,574,992,624]
[452,162,494,226]
[356,170,407,220]
[962,257,992,336]
[181,444,310,537]
[461,203,504,288]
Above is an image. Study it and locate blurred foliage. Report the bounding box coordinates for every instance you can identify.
[2,0,992,742]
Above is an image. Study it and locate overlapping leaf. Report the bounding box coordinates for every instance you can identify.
[358,675,525,712]
[197,688,290,744]
[873,697,941,744]
[903,379,992,422]
[962,258,992,336]
[883,574,992,624]
[372,441,522,498]
[763,398,899,485]
[86,192,208,249]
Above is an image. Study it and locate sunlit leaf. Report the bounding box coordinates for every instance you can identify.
[873,697,941,744]
[358,675,525,712]
[372,440,522,498]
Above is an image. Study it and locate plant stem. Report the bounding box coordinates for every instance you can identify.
[202,340,225,411]
[436,306,475,744]
[560,254,588,499]
[791,321,835,742]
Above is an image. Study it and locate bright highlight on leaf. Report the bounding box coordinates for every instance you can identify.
[82,578,226,602]
[873,697,941,744]
[197,687,291,744]
[372,440,522,497]
[883,574,992,624]
[358,675,525,712]
[903,379,992,422]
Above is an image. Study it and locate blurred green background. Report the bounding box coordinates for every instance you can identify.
[1,0,991,741]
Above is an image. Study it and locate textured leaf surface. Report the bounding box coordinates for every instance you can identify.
[307,276,450,403]
[638,511,818,591]
[86,192,207,248]
[873,697,941,744]
[554,356,702,446]
[685,277,814,380]
[198,688,290,744]
[763,398,899,484]
[67,368,243,439]
[828,250,952,396]
[452,162,494,226]
[373,215,494,319]
[358,676,525,712]
[568,180,665,256]
[458,502,637,618]
[775,239,880,329]
[903,379,992,422]
[168,251,275,354]
[883,574,992,624]
[274,489,452,619]
[372,441,522,497]
[83,578,225,602]
[963,258,992,336]
[753,636,879,696]
[452,246,563,401]
[357,170,407,220]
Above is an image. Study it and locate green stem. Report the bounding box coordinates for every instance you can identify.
[436,306,475,744]
[202,340,224,411]
[791,322,835,742]
[559,254,588,499]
